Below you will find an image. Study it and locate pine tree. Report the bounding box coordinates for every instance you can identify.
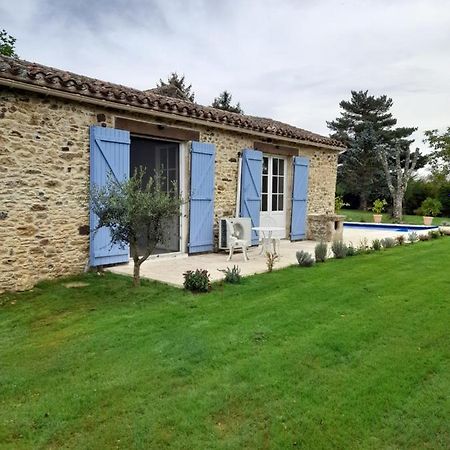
[0,29,18,57]
[211,91,243,114]
[328,90,417,211]
[153,73,195,102]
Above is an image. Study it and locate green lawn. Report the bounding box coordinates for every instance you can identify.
[341,208,450,225]
[1,240,450,449]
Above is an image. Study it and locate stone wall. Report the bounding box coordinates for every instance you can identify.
[199,128,252,245]
[307,214,345,242]
[199,129,338,246]
[0,88,338,293]
[0,90,115,293]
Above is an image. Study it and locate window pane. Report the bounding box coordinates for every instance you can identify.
[278,194,284,211]
[272,176,278,194]
[278,177,284,193]
[262,156,269,175]
[279,159,284,175]
[262,175,268,193]
[148,152,156,176]
[272,158,278,176]
[261,193,268,211]
[169,148,177,169]
[168,168,177,184]
[272,194,278,211]
[161,151,168,171]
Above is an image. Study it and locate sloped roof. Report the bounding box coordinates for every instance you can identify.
[0,55,344,149]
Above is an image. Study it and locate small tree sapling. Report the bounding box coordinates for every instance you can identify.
[91,168,183,287]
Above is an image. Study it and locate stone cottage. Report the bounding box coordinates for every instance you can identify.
[0,55,345,293]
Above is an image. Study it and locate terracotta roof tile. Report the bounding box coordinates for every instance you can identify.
[0,55,345,149]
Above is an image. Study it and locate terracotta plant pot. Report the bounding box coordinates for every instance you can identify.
[423,216,433,226]
[373,214,383,223]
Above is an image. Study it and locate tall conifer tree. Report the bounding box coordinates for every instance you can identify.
[152,73,195,102]
[328,90,417,210]
[211,91,243,114]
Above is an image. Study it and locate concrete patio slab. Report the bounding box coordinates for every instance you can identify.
[108,226,421,287]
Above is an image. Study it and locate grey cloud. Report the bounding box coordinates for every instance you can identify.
[1,0,449,150]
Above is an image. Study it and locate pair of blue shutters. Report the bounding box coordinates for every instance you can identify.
[239,149,309,243]
[89,126,215,266]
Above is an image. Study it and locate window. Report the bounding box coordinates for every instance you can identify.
[157,144,179,194]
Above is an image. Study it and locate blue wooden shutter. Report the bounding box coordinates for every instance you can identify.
[90,126,130,266]
[240,149,263,245]
[291,156,309,240]
[188,142,215,253]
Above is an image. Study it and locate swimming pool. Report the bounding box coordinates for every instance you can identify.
[344,222,439,233]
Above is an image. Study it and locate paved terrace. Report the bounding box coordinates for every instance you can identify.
[109,226,431,287]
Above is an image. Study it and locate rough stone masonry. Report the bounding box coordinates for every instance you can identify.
[0,89,339,293]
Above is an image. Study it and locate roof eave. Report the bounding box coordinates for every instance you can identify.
[0,77,345,151]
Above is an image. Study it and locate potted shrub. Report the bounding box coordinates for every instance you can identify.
[419,197,442,225]
[335,195,349,213]
[371,199,387,223]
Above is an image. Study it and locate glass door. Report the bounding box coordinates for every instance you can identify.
[260,155,286,238]
[130,137,180,256]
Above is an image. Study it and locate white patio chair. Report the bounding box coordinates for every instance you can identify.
[227,222,249,261]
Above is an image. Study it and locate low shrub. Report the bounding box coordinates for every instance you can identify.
[335,196,349,212]
[396,235,405,245]
[183,269,210,292]
[419,234,430,241]
[346,244,356,256]
[296,250,315,267]
[218,265,242,284]
[381,237,396,248]
[331,240,348,259]
[429,230,440,239]
[314,241,328,262]
[358,237,370,253]
[372,239,382,251]
[265,251,279,273]
[408,231,418,243]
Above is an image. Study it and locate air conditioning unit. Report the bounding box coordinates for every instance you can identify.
[219,217,252,250]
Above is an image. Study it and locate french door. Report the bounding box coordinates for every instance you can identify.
[130,137,181,255]
[260,155,286,238]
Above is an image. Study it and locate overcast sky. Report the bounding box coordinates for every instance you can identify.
[1,0,449,150]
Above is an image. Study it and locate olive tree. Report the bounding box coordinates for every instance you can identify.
[91,168,183,287]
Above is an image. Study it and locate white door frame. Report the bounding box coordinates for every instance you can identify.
[260,154,287,239]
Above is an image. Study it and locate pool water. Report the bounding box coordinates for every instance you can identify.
[344,222,439,233]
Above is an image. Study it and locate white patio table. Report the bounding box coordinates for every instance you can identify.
[252,226,285,255]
